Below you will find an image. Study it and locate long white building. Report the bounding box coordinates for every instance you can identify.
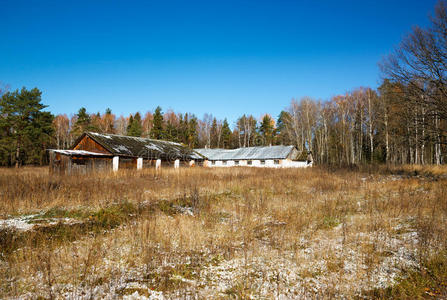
[195,145,312,168]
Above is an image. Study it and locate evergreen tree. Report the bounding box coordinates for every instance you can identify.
[187,115,199,147]
[221,119,232,148]
[151,106,164,139]
[165,121,178,142]
[210,118,219,147]
[0,87,54,167]
[179,113,189,144]
[127,115,134,135]
[127,112,143,136]
[276,111,292,145]
[71,107,92,137]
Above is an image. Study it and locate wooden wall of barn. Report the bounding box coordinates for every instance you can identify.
[73,136,111,154]
[50,153,113,175]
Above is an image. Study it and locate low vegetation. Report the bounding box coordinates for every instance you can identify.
[0,166,446,298]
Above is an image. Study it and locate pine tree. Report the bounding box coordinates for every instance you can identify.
[0,87,54,167]
[187,115,198,148]
[151,106,164,139]
[127,112,143,137]
[71,107,92,137]
[179,113,189,144]
[210,118,218,147]
[165,121,178,142]
[221,119,232,148]
[276,111,292,145]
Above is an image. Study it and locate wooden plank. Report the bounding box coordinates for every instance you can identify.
[73,135,111,154]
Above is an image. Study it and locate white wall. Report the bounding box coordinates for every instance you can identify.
[155,159,161,170]
[137,158,143,170]
[252,160,261,167]
[204,158,311,168]
[281,159,310,168]
[113,156,119,172]
[265,160,274,167]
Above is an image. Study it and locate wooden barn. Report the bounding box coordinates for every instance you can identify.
[49,132,203,174]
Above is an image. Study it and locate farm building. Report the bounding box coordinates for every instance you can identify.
[195,145,312,168]
[49,132,203,174]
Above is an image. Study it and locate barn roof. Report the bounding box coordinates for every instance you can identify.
[74,132,203,160]
[194,145,297,161]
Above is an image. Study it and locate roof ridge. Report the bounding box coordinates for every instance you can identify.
[196,145,293,151]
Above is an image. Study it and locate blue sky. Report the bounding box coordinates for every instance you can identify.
[0,0,438,124]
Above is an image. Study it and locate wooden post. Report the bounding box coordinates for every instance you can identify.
[137,157,143,170]
[113,156,119,172]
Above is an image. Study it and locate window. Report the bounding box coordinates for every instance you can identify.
[247,160,252,165]
[274,160,280,165]
[260,160,266,165]
[235,160,239,165]
[73,158,86,165]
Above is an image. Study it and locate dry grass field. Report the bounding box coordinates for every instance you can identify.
[0,166,446,299]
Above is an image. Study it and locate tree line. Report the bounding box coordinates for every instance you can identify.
[1,0,446,167]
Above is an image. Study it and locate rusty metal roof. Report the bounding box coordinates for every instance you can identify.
[194,145,297,161]
[74,132,203,160]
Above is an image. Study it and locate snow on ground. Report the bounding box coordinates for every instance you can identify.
[0,215,37,231]
[6,216,420,299]
[0,214,82,232]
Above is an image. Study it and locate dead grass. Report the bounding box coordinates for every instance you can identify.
[0,165,446,298]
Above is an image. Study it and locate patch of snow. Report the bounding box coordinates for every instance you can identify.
[173,205,194,216]
[49,149,110,156]
[0,216,35,231]
[114,145,132,154]
[145,144,162,152]
[0,214,82,232]
[90,132,113,139]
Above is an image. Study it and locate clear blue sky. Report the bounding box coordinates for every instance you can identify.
[0,0,438,124]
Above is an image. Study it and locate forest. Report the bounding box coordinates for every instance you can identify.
[1,1,447,167]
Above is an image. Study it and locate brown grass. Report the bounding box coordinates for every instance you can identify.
[0,165,446,298]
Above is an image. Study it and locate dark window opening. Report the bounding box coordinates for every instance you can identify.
[247,160,252,165]
[72,159,87,165]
